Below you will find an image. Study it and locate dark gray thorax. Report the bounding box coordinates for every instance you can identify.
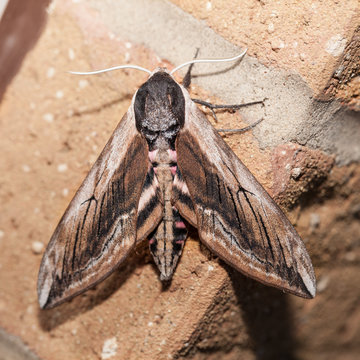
[134,71,185,151]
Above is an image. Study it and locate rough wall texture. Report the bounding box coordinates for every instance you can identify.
[0,0,359,359]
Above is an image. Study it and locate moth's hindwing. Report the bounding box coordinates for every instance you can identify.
[136,164,164,242]
[175,97,316,299]
[37,111,149,309]
[171,166,197,227]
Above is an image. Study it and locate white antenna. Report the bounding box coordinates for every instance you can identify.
[69,64,152,76]
[68,48,247,76]
[170,48,247,75]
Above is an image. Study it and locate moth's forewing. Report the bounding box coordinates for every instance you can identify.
[37,110,149,309]
[175,89,316,299]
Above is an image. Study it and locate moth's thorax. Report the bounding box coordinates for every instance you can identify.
[149,148,177,168]
[134,71,185,151]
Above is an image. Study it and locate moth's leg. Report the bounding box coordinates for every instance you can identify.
[192,98,266,133]
[217,117,264,133]
[182,48,200,89]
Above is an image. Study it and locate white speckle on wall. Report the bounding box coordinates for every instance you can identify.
[47,67,55,78]
[22,164,31,173]
[56,90,64,99]
[325,34,346,57]
[68,48,75,60]
[43,113,54,123]
[62,188,69,197]
[267,22,275,34]
[57,164,68,173]
[78,79,89,89]
[31,241,44,254]
[101,337,118,360]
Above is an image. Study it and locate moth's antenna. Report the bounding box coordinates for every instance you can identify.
[170,48,247,75]
[69,65,152,76]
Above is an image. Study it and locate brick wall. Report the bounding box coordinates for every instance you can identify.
[0,1,359,359]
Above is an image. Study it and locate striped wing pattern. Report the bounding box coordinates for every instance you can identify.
[175,99,316,298]
[38,111,149,309]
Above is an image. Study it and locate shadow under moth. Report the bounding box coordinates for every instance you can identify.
[37,52,316,309]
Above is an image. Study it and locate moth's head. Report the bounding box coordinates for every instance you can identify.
[134,70,185,150]
[69,51,248,150]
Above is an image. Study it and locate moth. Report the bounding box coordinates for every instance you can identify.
[38,52,316,309]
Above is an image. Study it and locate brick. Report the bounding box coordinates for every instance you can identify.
[0,1,359,359]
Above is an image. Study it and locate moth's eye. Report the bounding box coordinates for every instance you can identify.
[167,124,178,132]
[142,128,158,140]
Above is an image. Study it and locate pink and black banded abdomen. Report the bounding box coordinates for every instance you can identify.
[149,206,188,280]
[139,148,191,280]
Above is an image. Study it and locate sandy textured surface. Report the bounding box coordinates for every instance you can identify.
[0,1,359,359]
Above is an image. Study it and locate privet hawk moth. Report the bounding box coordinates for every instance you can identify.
[37,52,316,309]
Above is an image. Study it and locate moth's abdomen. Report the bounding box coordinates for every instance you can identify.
[147,149,188,280]
[149,206,187,280]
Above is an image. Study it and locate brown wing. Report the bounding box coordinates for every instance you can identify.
[175,96,316,298]
[38,109,149,309]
